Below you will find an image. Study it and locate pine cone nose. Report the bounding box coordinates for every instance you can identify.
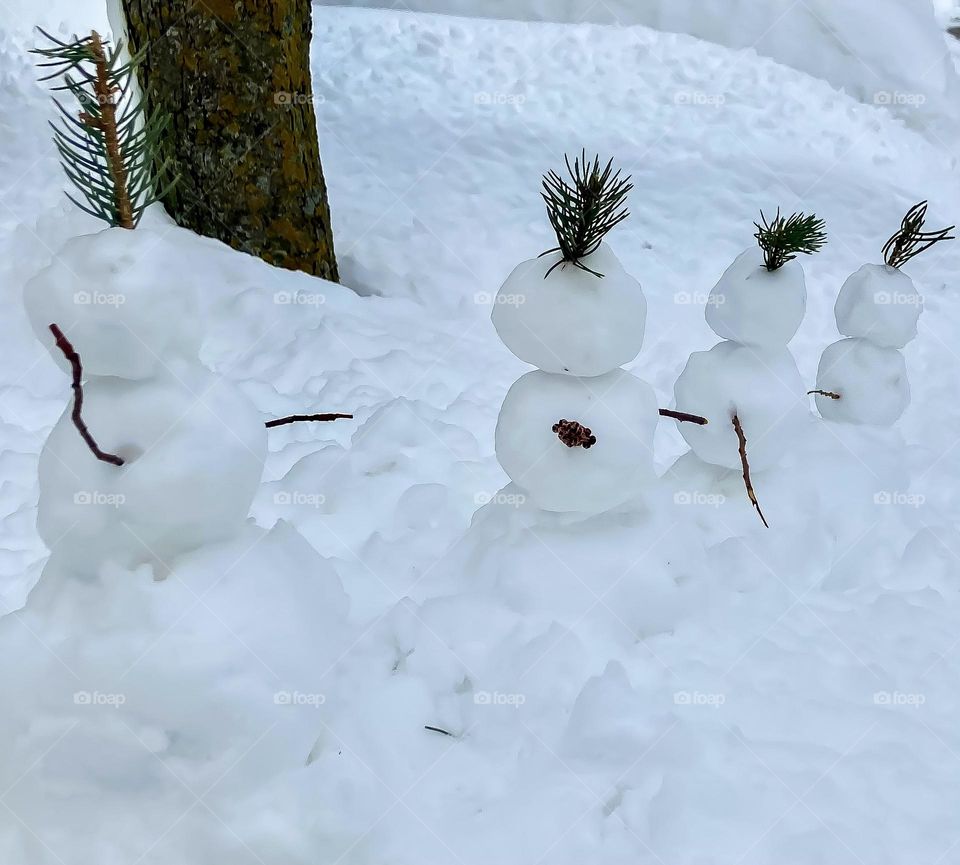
[553,419,597,449]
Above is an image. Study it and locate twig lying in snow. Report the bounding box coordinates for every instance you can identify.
[265,413,353,429]
[732,413,768,529]
[49,323,125,466]
[424,725,455,737]
[807,389,840,400]
[659,408,709,425]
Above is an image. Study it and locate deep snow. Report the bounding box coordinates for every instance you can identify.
[1,4,960,865]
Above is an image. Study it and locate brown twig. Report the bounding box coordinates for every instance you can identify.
[85,31,133,230]
[659,408,709,425]
[265,413,353,429]
[49,324,125,466]
[731,414,768,529]
[424,725,454,737]
[553,419,596,449]
[807,389,841,400]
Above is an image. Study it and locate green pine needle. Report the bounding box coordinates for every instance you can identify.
[882,201,955,269]
[31,27,177,229]
[540,151,633,279]
[754,209,827,271]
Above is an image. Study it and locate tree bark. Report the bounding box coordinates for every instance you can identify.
[120,0,339,281]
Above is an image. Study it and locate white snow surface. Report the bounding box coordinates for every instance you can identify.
[704,248,807,347]
[1,6,960,865]
[815,338,912,426]
[314,0,960,135]
[495,368,658,512]
[491,243,647,376]
[834,262,924,347]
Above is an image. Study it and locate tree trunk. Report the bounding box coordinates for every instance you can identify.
[120,0,339,281]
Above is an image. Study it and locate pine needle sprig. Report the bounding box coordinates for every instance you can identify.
[754,209,827,272]
[882,201,955,269]
[31,27,177,229]
[540,151,633,278]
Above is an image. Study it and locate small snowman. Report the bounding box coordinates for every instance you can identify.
[813,201,954,426]
[671,210,827,525]
[25,222,269,573]
[491,152,664,514]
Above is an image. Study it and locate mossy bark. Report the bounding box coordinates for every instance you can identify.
[120,0,338,281]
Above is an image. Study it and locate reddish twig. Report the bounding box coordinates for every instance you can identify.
[732,413,768,529]
[807,389,841,400]
[660,408,709,425]
[265,413,353,429]
[48,324,124,466]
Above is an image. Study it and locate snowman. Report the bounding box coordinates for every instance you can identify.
[491,152,671,514]
[814,201,954,426]
[24,220,268,572]
[670,210,827,526]
[6,220,353,836]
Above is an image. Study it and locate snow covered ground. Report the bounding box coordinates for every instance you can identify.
[3,4,960,864]
[314,0,960,136]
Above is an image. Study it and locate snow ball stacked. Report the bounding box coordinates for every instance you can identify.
[491,154,657,513]
[814,202,953,426]
[25,220,267,571]
[672,212,823,475]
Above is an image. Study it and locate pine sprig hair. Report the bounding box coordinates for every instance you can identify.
[882,201,955,269]
[754,209,827,272]
[31,28,177,229]
[540,151,633,278]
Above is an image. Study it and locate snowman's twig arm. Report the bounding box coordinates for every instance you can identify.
[807,389,840,400]
[48,323,125,467]
[732,414,768,529]
[265,413,353,428]
[659,409,708,425]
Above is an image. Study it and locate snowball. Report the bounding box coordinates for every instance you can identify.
[37,365,266,571]
[834,263,922,348]
[814,338,910,426]
[704,249,806,347]
[495,368,658,513]
[24,223,203,379]
[671,341,807,471]
[491,242,646,377]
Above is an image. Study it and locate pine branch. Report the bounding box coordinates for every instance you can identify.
[882,201,955,269]
[754,209,827,271]
[48,324,125,467]
[31,27,177,228]
[540,151,633,278]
